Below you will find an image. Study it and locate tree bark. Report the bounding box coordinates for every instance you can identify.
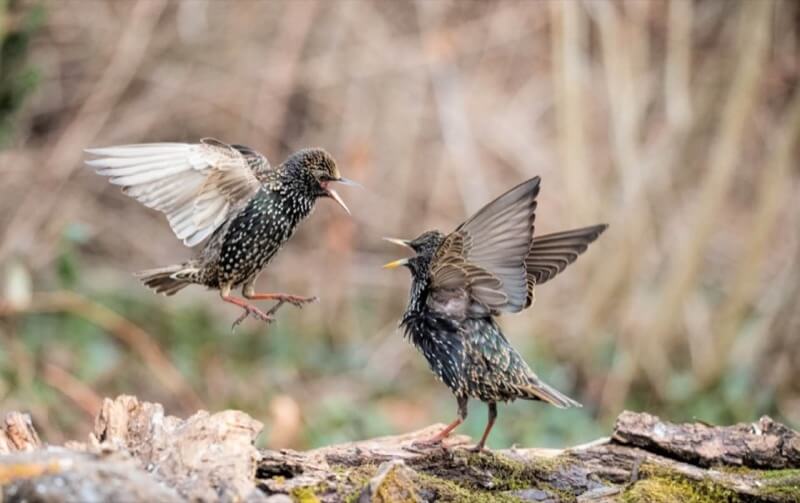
[1,396,798,502]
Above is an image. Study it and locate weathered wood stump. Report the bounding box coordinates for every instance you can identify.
[1,396,798,502]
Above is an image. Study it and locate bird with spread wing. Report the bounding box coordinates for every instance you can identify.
[86,138,356,327]
[384,177,607,450]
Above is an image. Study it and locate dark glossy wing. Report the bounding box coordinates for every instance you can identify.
[523,224,608,306]
[86,138,266,247]
[429,177,540,314]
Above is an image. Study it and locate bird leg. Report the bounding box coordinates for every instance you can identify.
[221,288,274,329]
[242,284,318,315]
[470,402,497,452]
[245,292,318,307]
[412,396,468,448]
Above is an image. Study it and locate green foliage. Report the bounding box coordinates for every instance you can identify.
[56,225,90,289]
[0,0,43,145]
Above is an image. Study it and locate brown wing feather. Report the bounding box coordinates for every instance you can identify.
[430,177,540,314]
[523,224,608,307]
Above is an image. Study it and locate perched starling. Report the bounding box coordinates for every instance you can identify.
[85,138,355,327]
[384,177,607,450]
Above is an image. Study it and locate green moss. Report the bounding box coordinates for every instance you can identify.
[340,464,378,503]
[758,469,800,501]
[461,450,574,499]
[717,465,757,475]
[714,466,800,501]
[760,468,800,480]
[621,468,740,503]
[416,472,522,503]
[371,465,419,503]
[331,452,577,503]
[290,487,321,503]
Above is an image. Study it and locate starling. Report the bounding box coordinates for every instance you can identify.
[384,177,607,451]
[85,138,355,327]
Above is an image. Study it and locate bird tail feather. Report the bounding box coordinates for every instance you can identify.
[135,263,199,296]
[522,378,582,408]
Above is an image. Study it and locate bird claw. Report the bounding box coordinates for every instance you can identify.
[283,295,318,308]
[265,295,317,316]
[266,300,286,317]
[467,444,487,453]
[231,305,274,330]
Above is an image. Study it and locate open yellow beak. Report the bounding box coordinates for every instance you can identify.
[382,237,412,269]
[383,258,409,269]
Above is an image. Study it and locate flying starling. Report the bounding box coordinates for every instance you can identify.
[85,138,355,327]
[384,177,606,451]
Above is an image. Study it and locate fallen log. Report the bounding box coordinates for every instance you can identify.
[1,395,798,502]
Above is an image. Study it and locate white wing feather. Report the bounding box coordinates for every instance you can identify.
[85,140,262,247]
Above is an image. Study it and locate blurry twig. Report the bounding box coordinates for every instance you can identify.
[665,0,693,127]
[0,0,168,261]
[550,1,594,223]
[641,0,771,390]
[41,362,103,419]
[251,0,320,154]
[2,291,203,411]
[758,214,800,406]
[418,5,489,214]
[710,85,800,384]
[586,0,672,408]
[0,325,35,395]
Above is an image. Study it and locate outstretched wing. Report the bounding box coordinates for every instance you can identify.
[523,224,608,305]
[429,177,540,315]
[85,138,268,247]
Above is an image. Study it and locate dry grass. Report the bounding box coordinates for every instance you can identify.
[0,0,799,443]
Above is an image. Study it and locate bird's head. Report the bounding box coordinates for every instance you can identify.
[382,230,446,278]
[284,148,358,214]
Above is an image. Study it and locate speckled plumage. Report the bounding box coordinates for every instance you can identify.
[386,178,607,450]
[193,155,324,290]
[86,139,353,326]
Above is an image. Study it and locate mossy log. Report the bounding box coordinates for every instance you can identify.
[1,396,799,502]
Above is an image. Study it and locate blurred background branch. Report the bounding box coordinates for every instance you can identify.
[0,0,798,450]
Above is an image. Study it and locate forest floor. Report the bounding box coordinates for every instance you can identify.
[1,395,799,502]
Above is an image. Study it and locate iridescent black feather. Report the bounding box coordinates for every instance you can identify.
[389,177,607,449]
